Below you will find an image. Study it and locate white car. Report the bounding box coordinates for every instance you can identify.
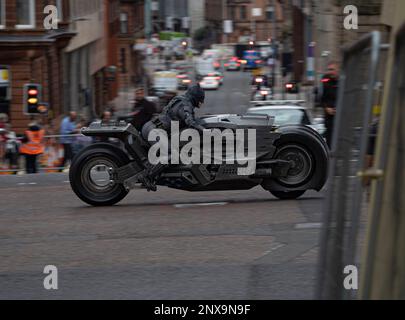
[247,103,326,136]
[199,76,220,90]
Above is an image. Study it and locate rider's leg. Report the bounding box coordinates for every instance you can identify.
[138,122,171,191]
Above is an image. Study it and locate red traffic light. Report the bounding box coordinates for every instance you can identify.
[28,89,38,95]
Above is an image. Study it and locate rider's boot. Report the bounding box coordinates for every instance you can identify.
[138,163,168,192]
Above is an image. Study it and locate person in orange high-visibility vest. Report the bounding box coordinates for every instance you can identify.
[19,122,45,174]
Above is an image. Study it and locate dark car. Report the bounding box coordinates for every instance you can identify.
[247,102,326,136]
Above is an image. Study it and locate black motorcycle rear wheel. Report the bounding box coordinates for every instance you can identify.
[267,144,312,200]
[274,144,315,187]
[69,144,130,206]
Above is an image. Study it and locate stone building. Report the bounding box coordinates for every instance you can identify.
[310,0,388,80]
[205,0,284,44]
[0,0,74,133]
[0,0,147,132]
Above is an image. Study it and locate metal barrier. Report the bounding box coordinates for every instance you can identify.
[360,22,405,299]
[315,31,389,300]
[0,134,92,174]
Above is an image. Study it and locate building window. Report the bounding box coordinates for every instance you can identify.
[240,6,247,20]
[266,6,274,21]
[120,48,127,74]
[230,6,236,20]
[0,0,5,29]
[120,12,128,34]
[16,0,35,29]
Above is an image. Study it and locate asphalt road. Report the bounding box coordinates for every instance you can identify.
[198,70,252,116]
[0,70,325,300]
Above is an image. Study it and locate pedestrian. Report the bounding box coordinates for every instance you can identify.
[0,113,9,163]
[321,61,340,148]
[130,87,157,131]
[59,111,77,169]
[4,129,20,173]
[19,122,45,174]
[72,119,93,155]
[101,110,112,124]
[106,103,117,118]
[0,113,9,130]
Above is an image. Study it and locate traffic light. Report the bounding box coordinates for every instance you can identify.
[23,83,42,115]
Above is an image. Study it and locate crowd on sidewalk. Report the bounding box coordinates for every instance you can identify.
[0,112,93,174]
[0,87,159,175]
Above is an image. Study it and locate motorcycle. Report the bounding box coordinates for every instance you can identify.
[69,114,329,206]
[252,86,273,101]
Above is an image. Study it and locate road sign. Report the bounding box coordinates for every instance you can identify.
[252,8,262,17]
[224,20,233,34]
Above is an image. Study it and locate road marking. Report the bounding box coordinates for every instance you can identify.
[17,182,37,186]
[257,243,286,259]
[294,222,322,229]
[174,202,229,209]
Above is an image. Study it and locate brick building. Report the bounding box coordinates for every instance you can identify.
[117,0,145,92]
[205,0,284,44]
[0,0,74,133]
[64,0,121,119]
[309,0,388,82]
[0,0,147,132]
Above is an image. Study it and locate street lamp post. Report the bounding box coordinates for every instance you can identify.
[270,2,277,93]
[144,0,152,40]
[223,0,228,44]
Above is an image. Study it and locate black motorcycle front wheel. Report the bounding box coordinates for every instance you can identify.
[269,190,306,200]
[69,143,130,206]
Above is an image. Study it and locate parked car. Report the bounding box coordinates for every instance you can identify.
[247,102,326,136]
[207,72,224,85]
[224,58,241,71]
[199,76,220,90]
[176,73,192,90]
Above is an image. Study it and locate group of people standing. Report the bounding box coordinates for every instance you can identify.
[17,112,86,174]
[13,87,159,175]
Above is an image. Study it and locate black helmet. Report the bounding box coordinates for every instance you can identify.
[185,84,205,107]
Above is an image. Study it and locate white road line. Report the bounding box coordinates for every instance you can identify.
[258,244,286,259]
[294,222,322,230]
[174,202,229,209]
[17,182,37,186]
